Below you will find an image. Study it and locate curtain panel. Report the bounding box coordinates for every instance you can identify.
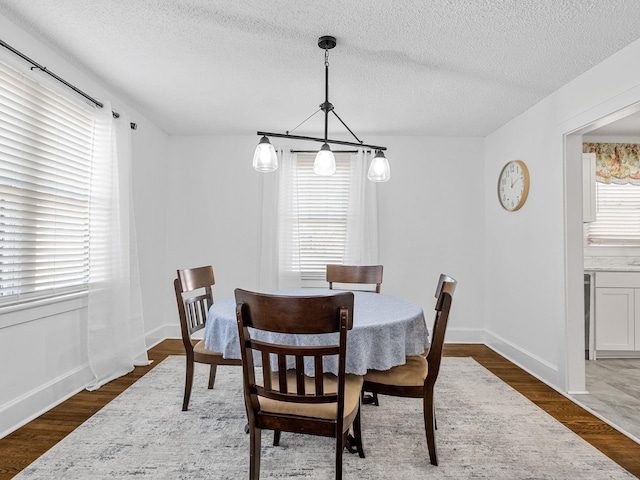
[86,104,149,391]
[583,142,640,185]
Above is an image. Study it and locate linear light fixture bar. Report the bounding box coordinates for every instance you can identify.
[256,131,386,151]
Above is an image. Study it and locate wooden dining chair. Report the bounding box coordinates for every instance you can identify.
[326,264,384,293]
[327,264,383,405]
[362,274,457,466]
[235,288,365,480]
[174,265,241,411]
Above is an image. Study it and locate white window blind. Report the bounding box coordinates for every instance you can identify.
[294,154,350,281]
[0,60,95,304]
[587,182,640,245]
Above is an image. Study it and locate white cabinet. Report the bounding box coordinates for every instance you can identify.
[595,287,635,350]
[594,272,640,356]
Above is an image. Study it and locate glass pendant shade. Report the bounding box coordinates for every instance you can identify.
[367,150,391,182]
[313,143,336,176]
[252,136,278,172]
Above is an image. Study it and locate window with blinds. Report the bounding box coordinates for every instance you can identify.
[295,155,350,281]
[0,60,95,304]
[587,182,640,245]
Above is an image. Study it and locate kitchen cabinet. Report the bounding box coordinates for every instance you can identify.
[594,272,640,356]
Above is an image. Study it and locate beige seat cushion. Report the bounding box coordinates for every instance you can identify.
[259,370,364,420]
[193,339,224,357]
[364,355,428,387]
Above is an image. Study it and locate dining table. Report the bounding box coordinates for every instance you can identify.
[204,289,428,375]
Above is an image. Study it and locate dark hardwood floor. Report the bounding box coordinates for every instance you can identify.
[1,341,639,479]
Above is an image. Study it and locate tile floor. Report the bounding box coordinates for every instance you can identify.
[572,358,640,441]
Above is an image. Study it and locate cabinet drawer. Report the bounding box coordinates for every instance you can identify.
[595,271,640,288]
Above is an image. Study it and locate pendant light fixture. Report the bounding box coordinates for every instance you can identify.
[252,135,278,172]
[367,150,391,182]
[253,35,390,182]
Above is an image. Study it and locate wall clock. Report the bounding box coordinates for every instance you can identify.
[497,160,530,211]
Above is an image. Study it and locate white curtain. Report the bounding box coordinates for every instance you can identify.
[257,148,280,291]
[258,148,378,291]
[258,149,302,291]
[86,104,149,391]
[344,149,379,265]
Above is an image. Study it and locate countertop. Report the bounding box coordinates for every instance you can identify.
[584,256,640,272]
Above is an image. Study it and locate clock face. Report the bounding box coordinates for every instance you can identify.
[498,160,530,211]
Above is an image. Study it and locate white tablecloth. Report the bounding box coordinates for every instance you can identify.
[204,289,428,375]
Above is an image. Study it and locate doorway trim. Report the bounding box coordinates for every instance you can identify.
[563,99,640,394]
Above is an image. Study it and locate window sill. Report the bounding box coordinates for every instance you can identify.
[0,291,88,330]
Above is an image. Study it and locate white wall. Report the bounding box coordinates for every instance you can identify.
[0,15,170,437]
[484,37,640,392]
[163,135,486,341]
[6,5,640,442]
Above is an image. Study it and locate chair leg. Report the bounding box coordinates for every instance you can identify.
[208,364,218,389]
[352,407,366,458]
[249,426,262,480]
[273,430,281,446]
[423,387,438,466]
[335,433,345,480]
[361,390,379,406]
[182,356,195,411]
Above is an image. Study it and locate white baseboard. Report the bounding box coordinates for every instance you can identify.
[145,323,176,349]
[0,364,93,439]
[443,327,485,344]
[0,324,181,440]
[484,329,561,388]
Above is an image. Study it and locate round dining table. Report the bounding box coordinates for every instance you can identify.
[204,289,428,375]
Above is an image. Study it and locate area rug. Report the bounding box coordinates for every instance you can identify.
[15,356,636,479]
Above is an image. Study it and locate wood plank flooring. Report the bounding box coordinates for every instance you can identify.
[1,341,639,479]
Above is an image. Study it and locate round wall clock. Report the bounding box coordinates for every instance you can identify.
[497,160,530,211]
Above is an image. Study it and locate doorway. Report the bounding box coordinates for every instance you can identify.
[565,104,640,440]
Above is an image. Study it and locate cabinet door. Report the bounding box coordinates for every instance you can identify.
[595,287,635,351]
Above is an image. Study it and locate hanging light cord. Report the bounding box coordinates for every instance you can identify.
[0,38,137,130]
[256,35,386,152]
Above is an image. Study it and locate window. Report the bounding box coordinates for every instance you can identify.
[0,60,95,304]
[288,154,351,281]
[586,182,640,246]
[268,149,378,289]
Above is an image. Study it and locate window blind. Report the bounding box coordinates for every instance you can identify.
[587,182,640,245]
[295,155,350,281]
[0,60,95,303]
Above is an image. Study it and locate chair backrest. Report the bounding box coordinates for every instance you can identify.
[326,264,383,293]
[234,289,354,420]
[174,265,215,351]
[425,274,457,387]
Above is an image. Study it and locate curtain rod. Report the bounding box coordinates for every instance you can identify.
[0,38,137,130]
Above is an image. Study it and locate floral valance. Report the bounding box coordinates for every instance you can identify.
[583,142,640,185]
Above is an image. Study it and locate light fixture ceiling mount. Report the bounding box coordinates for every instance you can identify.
[253,35,390,182]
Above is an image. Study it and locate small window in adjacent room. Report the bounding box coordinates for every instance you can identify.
[586,182,640,246]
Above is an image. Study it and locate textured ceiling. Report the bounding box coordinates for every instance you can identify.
[1,1,640,137]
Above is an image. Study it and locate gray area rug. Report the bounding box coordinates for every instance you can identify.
[16,356,636,479]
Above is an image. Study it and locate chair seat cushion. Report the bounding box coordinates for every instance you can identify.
[364,355,428,387]
[193,339,224,357]
[259,371,364,420]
